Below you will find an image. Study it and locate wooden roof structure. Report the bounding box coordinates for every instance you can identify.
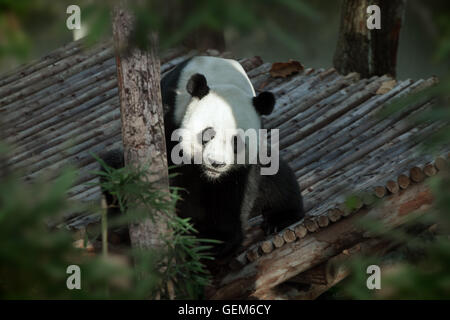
[1,39,447,299]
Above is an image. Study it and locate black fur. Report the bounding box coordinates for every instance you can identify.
[256,159,304,234]
[99,58,304,258]
[253,91,275,115]
[186,73,209,99]
[161,57,192,135]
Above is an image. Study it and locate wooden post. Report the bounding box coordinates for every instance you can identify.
[112,3,170,249]
[333,0,406,78]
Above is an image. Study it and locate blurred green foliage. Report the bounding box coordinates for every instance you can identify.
[336,171,450,299]
[335,11,450,300]
[0,0,319,60]
[93,154,219,299]
[0,163,129,299]
[0,149,217,299]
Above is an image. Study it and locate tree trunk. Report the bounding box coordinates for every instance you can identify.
[333,0,406,78]
[112,4,170,249]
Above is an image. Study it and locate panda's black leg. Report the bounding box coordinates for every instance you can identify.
[262,209,303,235]
[213,226,244,261]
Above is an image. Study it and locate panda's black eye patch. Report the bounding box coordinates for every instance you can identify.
[199,127,216,145]
[232,134,244,154]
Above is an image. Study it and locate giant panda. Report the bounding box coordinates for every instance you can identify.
[101,56,304,258]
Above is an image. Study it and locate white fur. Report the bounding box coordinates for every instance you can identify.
[174,57,262,179]
[174,56,256,125]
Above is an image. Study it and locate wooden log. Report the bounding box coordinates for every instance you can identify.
[21,123,121,175]
[296,100,434,190]
[8,96,119,154]
[354,196,363,209]
[423,163,437,177]
[4,58,116,124]
[282,229,297,243]
[294,224,308,238]
[4,49,193,145]
[4,61,117,125]
[304,140,430,218]
[277,76,366,137]
[435,156,448,171]
[279,76,385,150]
[398,174,410,189]
[288,259,336,285]
[327,209,342,222]
[289,77,436,175]
[266,72,359,130]
[25,137,121,182]
[209,182,433,300]
[317,215,330,228]
[241,136,439,253]
[0,45,114,108]
[239,56,263,73]
[290,218,439,300]
[260,240,274,254]
[374,186,387,198]
[0,40,93,98]
[243,228,265,249]
[246,248,260,262]
[295,117,420,190]
[386,180,399,194]
[272,234,285,248]
[410,166,425,183]
[0,40,84,90]
[285,238,396,300]
[11,103,120,166]
[246,62,271,78]
[271,68,320,93]
[309,128,439,200]
[2,48,189,126]
[304,219,319,232]
[362,192,376,206]
[277,75,382,138]
[300,122,430,208]
[338,202,352,217]
[4,79,118,143]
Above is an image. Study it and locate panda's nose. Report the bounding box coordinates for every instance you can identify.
[209,158,226,169]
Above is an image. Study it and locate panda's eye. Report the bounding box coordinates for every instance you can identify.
[199,127,216,146]
[232,135,244,154]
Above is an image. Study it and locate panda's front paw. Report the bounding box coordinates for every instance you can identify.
[214,242,239,262]
[262,221,278,236]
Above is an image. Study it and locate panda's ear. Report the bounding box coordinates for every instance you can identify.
[186,73,209,99]
[253,91,275,115]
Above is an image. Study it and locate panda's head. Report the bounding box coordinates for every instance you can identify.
[177,73,275,180]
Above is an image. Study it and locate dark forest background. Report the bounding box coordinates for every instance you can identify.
[1,0,448,80]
